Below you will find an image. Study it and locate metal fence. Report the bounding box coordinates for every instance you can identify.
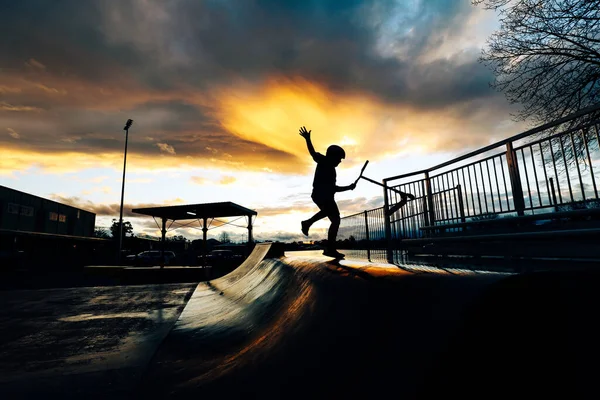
[339,103,600,262]
[337,207,387,262]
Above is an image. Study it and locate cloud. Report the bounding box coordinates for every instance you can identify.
[0,102,42,112]
[25,58,47,71]
[0,86,22,94]
[156,142,176,154]
[219,176,236,185]
[190,176,207,185]
[255,231,307,243]
[90,176,108,183]
[189,175,239,186]
[128,178,153,183]
[48,195,188,217]
[7,128,20,139]
[36,83,66,95]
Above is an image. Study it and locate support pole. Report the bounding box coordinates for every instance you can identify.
[118,119,132,264]
[383,180,393,264]
[247,215,254,244]
[506,141,526,216]
[364,210,371,262]
[425,171,436,227]
[549,177,558,212]
[202,217,208,268]
[160,217,166,268]
[457,184,466,223]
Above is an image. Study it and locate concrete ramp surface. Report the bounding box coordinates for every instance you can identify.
[141,243,521,399]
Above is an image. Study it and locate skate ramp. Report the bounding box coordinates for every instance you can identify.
[141,243,513,398]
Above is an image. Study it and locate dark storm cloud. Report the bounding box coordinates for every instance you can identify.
[135,0,495,107]
[1,0,498,108]
[0,1,144,81]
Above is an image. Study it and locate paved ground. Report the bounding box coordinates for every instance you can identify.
[0,283,196,398]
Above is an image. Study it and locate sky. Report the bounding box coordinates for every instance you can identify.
[0,0,528,242]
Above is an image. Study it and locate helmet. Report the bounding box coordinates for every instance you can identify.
[326,145,346,160]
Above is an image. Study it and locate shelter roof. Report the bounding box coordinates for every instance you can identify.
[132,202,257,221]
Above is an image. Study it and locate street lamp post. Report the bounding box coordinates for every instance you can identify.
[118,118,133,264]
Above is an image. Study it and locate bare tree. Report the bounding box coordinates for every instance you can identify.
[474,0,600,124]
[218,231,231,243]
[94,227,111,238]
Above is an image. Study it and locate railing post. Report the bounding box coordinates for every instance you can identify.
[364,210,371,262]
[549,177,559,212]
[457,184,466,222]
[506,142,526,216]
[421,180,429,228]
[383,181,393,264]
[425,172,436,226]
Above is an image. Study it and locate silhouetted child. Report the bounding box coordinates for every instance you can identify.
[299,126,356,258]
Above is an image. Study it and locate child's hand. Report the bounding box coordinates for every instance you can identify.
[299,126,311,139]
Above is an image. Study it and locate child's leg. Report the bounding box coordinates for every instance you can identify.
[316,198,340,252]
[327,213,340,249]
[302,210,327,236]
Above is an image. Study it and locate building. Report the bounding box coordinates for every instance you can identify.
[0,185,107,271]
[0,185,95,236]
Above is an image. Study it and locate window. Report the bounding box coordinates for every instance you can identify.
[20,206,34,217]
[77,210,80,219]
[59,214,67,223]
[7,203,19,214]
[49,212,58,221]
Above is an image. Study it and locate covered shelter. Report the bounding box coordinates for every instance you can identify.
[132,202,257,267]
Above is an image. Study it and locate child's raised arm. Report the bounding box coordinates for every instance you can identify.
[299,126,317,159]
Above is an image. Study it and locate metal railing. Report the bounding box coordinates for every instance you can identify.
[337,207,387,262]
[339,103,600,262]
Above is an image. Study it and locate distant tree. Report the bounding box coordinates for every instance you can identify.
[474,0,600,125]
[218,231,231,243]
[94,227,111,238]
[110,219,134,240]
[470,213,500,222]
[167,235,188,242]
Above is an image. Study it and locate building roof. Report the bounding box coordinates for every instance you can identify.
[132,201,257,221]
[0,229,109,241]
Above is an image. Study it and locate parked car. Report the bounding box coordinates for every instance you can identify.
[198,250,243,265]
[126,250,176,266]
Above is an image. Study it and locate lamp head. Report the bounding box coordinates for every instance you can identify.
[124,119,133,130]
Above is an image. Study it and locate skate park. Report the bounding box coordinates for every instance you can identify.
[3,1,600,398]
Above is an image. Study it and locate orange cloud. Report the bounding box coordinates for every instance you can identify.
[190,176,207,185]
[156,142,176,154]
[210,76,515,169]
[0,67,523,177]
[219,176,236,185]
[25,58,47,71]
[0,102,43,112]
[6,128,20,139]
[0,86,22,94]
